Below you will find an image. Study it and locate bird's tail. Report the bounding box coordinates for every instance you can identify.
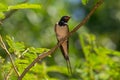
[66,58,72,75]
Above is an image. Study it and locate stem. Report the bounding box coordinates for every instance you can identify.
[0,35,20,77]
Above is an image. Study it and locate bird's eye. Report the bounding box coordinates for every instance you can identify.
[65,17,68,20]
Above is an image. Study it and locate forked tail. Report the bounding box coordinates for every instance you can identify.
[66,58,72,75]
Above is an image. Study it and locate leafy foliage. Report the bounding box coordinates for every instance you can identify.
[6,36,25,56]
[78,34,120,80]
[0,12,5,19]
[8,3,41,10]
[0,34,120,80]
[0,36,50,80]
[0,3,41,19]
[0,3,8,12]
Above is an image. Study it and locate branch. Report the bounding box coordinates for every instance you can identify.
[0,35,20,77]
[18,0,104,79]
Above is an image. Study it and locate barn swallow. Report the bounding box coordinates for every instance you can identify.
[54,16,72,74]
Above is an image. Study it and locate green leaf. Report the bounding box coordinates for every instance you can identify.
[24,52,37,62]
[47,66,68,74]
[0,12,5,19]
[0,56,4,64]
[0,3,8,11]
[81,0,89,5]
[8,3,41,10]
[6,36,25,55]
[29,47,49,54]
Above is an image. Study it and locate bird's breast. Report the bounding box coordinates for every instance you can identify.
[56,25,68,41]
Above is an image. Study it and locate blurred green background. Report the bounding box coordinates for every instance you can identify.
[0,0,120,80]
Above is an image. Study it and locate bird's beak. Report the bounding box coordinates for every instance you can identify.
[65,16,70,22]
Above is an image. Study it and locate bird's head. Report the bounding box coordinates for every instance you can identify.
[58,16,70,26]
[60,16,70,23]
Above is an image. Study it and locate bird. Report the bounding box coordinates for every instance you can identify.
[54,16,72,74]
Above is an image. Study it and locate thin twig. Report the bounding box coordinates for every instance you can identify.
[18,0,103,80]
[0,35,20,77]
[19,48,29,58]
[4,68,13,80]
[0,21,2,25]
